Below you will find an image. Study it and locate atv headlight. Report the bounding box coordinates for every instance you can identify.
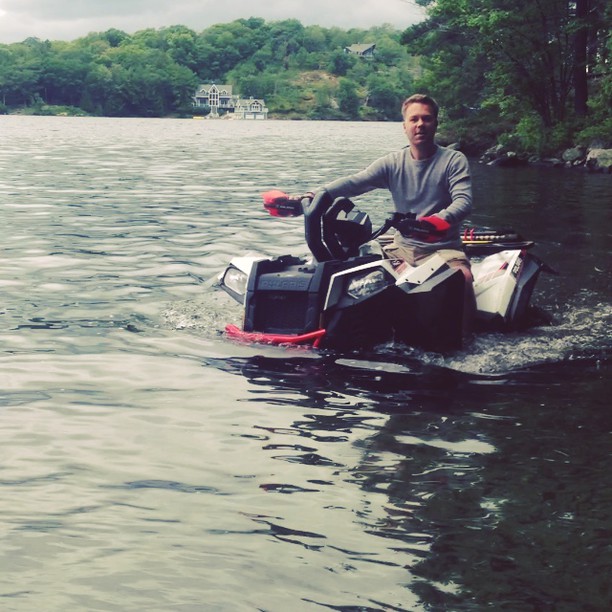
[222,266,248,297]
[347,269,388,300]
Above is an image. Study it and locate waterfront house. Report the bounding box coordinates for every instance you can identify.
[193,84,267,119]
[234,97,269,120]
[193,84,235,116]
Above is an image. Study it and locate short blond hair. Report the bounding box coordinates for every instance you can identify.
[401,94,439,120]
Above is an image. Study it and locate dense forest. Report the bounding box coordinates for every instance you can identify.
[403,0,611,155]
[0,0,610,156]
[0,19,418,121]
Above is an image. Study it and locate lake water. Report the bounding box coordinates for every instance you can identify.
[0,115,610,611]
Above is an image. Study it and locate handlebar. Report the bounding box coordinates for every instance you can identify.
[261,190,531,262]
[261,190,451,261]
[303,190,336,262]
[371,213,449,242]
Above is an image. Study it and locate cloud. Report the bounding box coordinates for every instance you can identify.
[0,0,426,43]
[0,0,154,20]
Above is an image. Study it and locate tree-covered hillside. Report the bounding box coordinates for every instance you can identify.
[1,4,609,156]
[0,19,419,121]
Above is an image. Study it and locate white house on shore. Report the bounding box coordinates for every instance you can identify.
[193,84,268,119]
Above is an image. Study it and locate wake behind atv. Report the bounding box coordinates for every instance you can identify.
[220,190,552,352]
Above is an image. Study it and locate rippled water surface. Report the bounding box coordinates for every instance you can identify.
[1,116,611,611]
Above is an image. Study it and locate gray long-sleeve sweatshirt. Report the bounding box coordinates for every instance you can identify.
[322,145,472,250]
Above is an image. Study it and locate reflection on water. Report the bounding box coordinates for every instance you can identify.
[213,353,612,610]
[0,116,610,611]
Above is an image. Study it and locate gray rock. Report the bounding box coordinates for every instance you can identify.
[562,146,586,163]
[585,149,612,172]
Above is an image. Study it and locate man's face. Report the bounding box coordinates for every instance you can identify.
[403,102,438,147]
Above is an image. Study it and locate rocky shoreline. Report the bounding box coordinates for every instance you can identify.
[479,144,612,173]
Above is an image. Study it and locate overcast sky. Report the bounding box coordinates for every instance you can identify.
[0,0,427,44]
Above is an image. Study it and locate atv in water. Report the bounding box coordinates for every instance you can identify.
[219,190,553,352]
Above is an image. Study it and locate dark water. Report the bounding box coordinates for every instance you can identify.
[0,116,610,611]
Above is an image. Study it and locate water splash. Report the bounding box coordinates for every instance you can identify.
[431,292,612,374]
[162,289,611,377]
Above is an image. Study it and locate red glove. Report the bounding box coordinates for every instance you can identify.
[419,215,451,232]
[417,215,451,242]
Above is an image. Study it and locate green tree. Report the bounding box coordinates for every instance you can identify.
[402,0,611,150]
[326,50,356,76]
[38,43,89,106]
[302,26,328,53]
[366,73,405,120]
[228,64,277,100]
[195,19,269,81]
[94,44,196,116]
[368,27,406,67]
[337,78,361,118]
[0,42,42,105]
[268,19,305,65]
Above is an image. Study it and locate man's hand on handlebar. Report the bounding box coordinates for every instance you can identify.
[395,214,451,242]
